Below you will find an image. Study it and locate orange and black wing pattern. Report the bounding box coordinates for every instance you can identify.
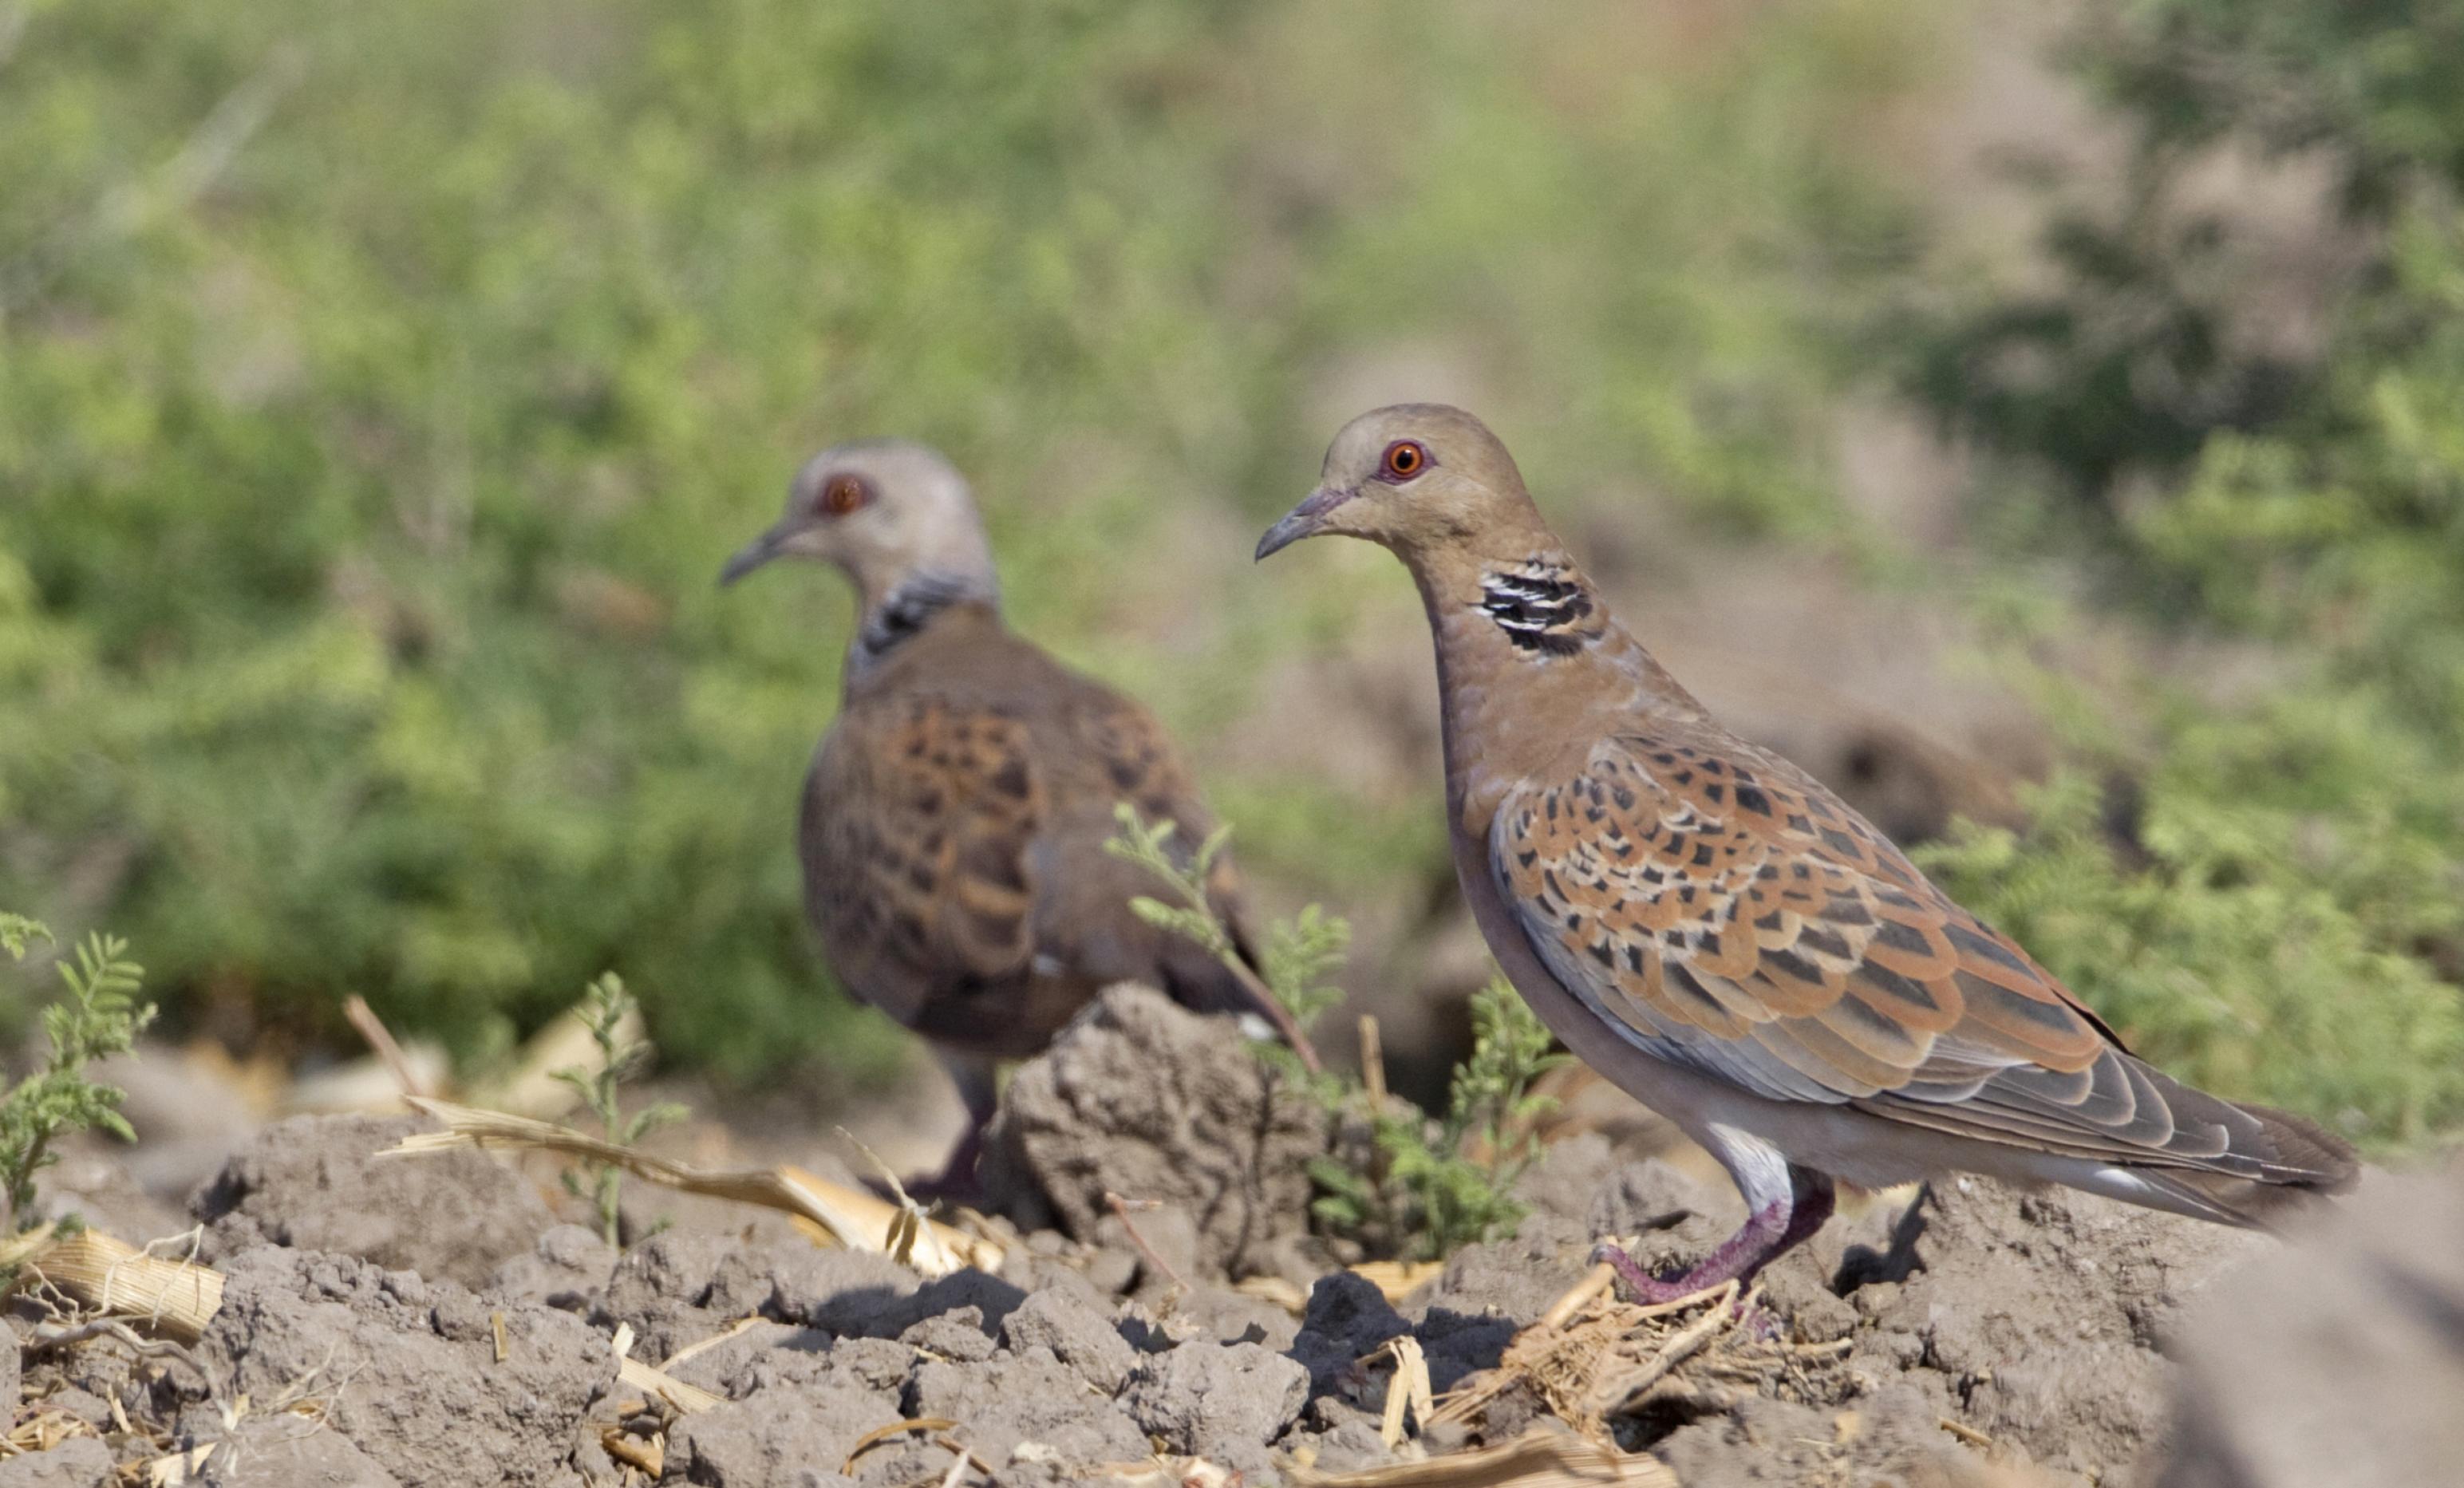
[1488,728,2335,1194]
[801,693,1043,1029]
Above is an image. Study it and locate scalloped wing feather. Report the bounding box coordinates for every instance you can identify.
[802,693,1042,1028]
[1486,728,2334,1179]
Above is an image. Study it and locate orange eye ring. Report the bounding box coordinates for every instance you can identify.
[1380,440,1428,481]
[820,474,870,515]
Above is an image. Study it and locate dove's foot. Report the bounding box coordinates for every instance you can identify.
[1594,1170,1835,1304]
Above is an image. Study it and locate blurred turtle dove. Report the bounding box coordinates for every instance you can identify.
[725,440,1315,1194]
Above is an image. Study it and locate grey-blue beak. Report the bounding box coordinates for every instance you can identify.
[1254,485,1353,562]
[718,527,787,587]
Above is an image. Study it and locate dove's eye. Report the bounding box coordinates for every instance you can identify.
[1380,440,1429,481]
[819,475,871,516]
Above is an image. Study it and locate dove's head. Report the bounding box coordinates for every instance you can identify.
[1256,404,1538,563]
[721,440,997,606]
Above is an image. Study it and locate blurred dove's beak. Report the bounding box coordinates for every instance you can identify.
[718,527,787,587]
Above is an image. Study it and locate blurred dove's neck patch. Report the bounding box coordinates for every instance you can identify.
[854,570,995,673]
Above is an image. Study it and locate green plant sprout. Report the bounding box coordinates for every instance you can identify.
[1305,980,1566,1260]
[0,914,49,960]
[551,973,687,1247]
[1,918,157,1245]
[1106,808,1565,1259]
[1105,805,1245,965]
[1105,803,1348,1074]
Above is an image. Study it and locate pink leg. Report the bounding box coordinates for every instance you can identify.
[900,1120,987,1206]
[1595,1166,1834,1303]
[890,1051,997,1206]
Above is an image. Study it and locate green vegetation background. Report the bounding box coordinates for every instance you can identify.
[3,0,2458,1149]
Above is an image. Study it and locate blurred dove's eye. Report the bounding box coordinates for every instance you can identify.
[820,475,871,516]
[1380,440,1428,481]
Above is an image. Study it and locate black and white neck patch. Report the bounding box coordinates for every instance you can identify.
[1477,562,1599,656]
[855,570,986,669]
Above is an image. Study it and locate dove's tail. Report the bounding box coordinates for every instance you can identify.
[2138,1098,2361,1229]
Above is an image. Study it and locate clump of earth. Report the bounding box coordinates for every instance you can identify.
[3,985,2452,1488]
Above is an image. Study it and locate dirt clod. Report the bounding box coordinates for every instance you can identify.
[1842,1175,2263,1483]
[1000,1285,1140,1393]
[0,1435,113,1488]
[762,1247,922,1333]
[193,1115,551,1292]
[1123,1340,1309,1470]
[663,1379,894,1487]
[2161,1156,2464,1488]
[184,1415,404,1486]
[664,1320,828,1396]
[601,1228,742,1362]
[910,1348,1151,1466]
[848,1268,1029,1343]
[984,985,1327,1277]
[1289,1269,1411,1393]
[487,1222,615,1312]
[1653,1387,1995,1488]
[899,1305,997,1360]
[196,1246,614,1488]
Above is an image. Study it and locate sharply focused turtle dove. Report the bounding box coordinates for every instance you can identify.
[1257,404,2357,1297]
[725,440,1316,1194]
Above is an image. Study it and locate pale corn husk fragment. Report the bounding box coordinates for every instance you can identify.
[1289,1427,1676,1488]
[18,1231,222,1343]
[1234,1273,1309,1312]
[380,1096,1002,1277]
[1351,1258,1445,1304]
[1238,1257,1443,1318]
[600,1426,662,1477]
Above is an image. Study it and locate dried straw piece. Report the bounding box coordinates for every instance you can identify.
[1076,1456,1242,1488]
[1431,1279,1747,1438]
[1536,1264,1616,1332]
[1581,1286,1741,1421]
[618,1355,725,1415]
[144,1443,214,1486]
[1288,1426,1676,1488]
[1377,1337,1434,1448]
[842,1417,993,1478]
[342,994,432,1101]
[5,1408,101,1464]
[661,1314,770,1372]
[381,1096,1003,1277]
[601,1425,663,1476]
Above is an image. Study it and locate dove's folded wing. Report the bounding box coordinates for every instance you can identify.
[1487,730,2333,1202]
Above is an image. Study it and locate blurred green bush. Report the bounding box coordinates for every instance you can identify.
[0,0,1925,1079]
[1908,0,2464,1147]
